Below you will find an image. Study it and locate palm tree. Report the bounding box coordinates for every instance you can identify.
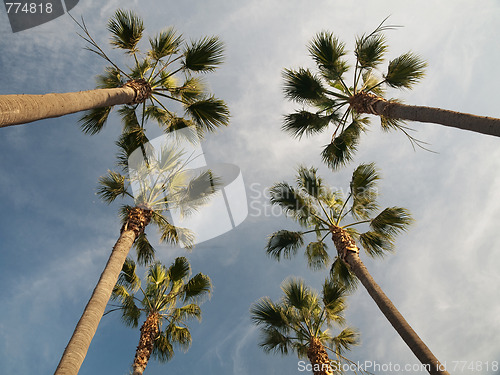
[55,135,219,375]
[266,164,448,375]
[0,9,229,133]
[106,257,212,375]
[282,18,500,169]
[251,277,360,375]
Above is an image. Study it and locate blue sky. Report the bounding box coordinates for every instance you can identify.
[1,1,500,374]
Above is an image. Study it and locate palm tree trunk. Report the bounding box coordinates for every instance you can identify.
[55,207,152,375]
[0,79,151,127]
[350,91,500,137]
[54,228,137,375]
[330,226,449,375]
[307,337,333,375]
[132,313,160,375]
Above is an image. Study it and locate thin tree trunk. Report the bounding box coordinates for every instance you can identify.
[0,79,151,127]
[345,253,449,375]
[330,226,449,375]
[132,313,160,375]
[350,91,500,137]
[54,229,137,375]
[307,337,334,375]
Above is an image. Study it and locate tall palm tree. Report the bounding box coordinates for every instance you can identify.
[282,18,500,169]
[251,277,360,375]
[0,9,229,133]
[106,257,212,375]
[55,134,219,375]
[266,164,448,375]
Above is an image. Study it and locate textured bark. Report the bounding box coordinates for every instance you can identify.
[54,229,137,375]
[132,313,160,375]
[307,337,333,375]
[55,207,153,375]
[0,79,151,127]
[121,206,153,236]
[349,91,500,137]
[330,225,449,375]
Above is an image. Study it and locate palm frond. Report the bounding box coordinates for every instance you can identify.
[350,163,380,219]
[359,230,393,257]
[308,31,349,81]
[282,110,332,138]
[149,27,183,60]
[115,127,150,169]
[120,295,142,328]
[269,182,313,224]
[330,258,359,292]
[133,233,156,265]
[79,106,112,135]
[117,105,141,132]
[250,297,288,328]
[380,113,432,152]
[355,32,387,69]
[281,278,313,311]
[144,104,171,124]
[266,230,304,260]
[152,330,174,363]
[173,77,206,103]
[159,222,196,249]
[96,66,125,88]
[296,166,323,199]
[166,324,192,352]
[107,9,144,54]
[370,206,413,239]
[96,170,127,204]
[331,327,359,355]
[258,326,293,355]
[380,110,407,132]
[111,284,141,328]
[361,69,385,95]
[168,256,190,283]
[130,58,151,79]
[147,262,168,285]
[384,52,427,89]
[183,273,212,302]
[182,36,224,72]
[117,258,141,291]
[153,71,177,91]
[183,170,221,203]
[322,278,347,311]
[282,68,326,103]
[322,118,366,170]
[164,118,199,139]
[171,303,202,322]
[305,241,330,270]
[111,284,130,302]
[185,96,230,132]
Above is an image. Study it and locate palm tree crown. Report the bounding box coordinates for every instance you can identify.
[282,19,430,169]
[78,9,230,137]
[98,133,221,261]
[266,163,412,289]
[108,257,212,373]
[251,277,359,374]
[284,17,500,168]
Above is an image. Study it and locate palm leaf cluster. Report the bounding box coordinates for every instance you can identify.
[251,278,361,369]
[282,17,427,169]
[75,9,229,142]
[97,137,221,261]
[107,257,212,362]
[266,163,412,289]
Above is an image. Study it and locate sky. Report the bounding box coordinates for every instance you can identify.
[1,0,500,374]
